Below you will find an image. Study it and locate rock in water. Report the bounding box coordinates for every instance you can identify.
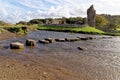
[65,38,80,42]
[10,42,24,49]
[26,39,36,46]
[44,38,55,43]
[87,5,96,27]
[55,38,66,42]
[77,47,84,50]
[77,47,87,51]
[39,40,50,44]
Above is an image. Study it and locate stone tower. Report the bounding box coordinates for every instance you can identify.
[87,5,96,27]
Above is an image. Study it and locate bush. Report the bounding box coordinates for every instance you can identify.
[4,27,22,33]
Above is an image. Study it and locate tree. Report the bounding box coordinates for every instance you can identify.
[100,14,120,29]
[66,17,83,24]
[95,15,108,28]
[28,19,44,24]
[45,18,53,21]
[61,17,67,24]
[111,18,120,28]
[16,21,28,25]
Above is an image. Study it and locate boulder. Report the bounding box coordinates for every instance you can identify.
[26,39,36,46]
[44,38,55,43]
[10,42,24,49]
[39,40,50,44]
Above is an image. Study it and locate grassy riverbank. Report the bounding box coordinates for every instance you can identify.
[1,24,120,36]
[36,25,120,36]
[103,28,120,36]
[37,25,105,35]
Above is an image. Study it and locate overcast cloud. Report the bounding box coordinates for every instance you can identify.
[0,0,120,23]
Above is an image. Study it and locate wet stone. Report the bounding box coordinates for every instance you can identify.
[44,38,55,43]
[65,38,80,42]
[77,47,87,51]
[26,39,36,46]
[80,38,88,40]
[55,38,66,42]
[10,42,24,49]
[87,37,94,40]
[39,40,50,44]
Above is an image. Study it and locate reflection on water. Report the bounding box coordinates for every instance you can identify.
[0,30,120,80]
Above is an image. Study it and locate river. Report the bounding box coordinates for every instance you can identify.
[0,30,120,80]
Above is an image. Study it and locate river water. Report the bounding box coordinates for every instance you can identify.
[0,30,120,80]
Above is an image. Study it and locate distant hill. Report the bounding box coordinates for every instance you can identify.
[0,21,13,27]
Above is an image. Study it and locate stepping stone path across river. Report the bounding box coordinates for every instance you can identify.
[9,36,113,49]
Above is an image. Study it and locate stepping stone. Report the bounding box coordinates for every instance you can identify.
[44,38,55,43]
[77,47,87,51]
[65,38,80,42]
[80,37,88,40]
[26,39,36,46]
[55,38,66,42]
[39,40,50,44]
[86,37,94,40]
[10,42,24,49]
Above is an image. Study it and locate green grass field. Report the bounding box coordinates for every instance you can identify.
[37,25,105,34]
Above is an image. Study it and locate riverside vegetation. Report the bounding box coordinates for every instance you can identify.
[0,23,118,36]
[0,14,120,36]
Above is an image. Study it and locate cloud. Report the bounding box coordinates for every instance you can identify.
[0,0,120,23]
[90,0,120,14]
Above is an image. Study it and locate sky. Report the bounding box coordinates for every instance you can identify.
[0,0,120,23]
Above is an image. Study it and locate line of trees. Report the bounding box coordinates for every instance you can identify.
[0,14,120,30]
[16,17,84,25]
[98,14,120,30]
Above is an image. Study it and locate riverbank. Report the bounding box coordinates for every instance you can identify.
[33,25,120,36]
[0,30,17,40]
[37,25,105,35]
[1,24,120,36]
